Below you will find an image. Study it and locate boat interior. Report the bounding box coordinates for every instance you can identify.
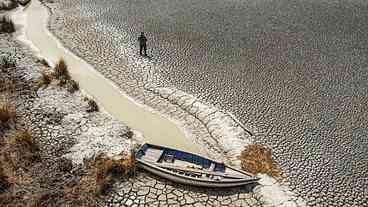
[137,144,252,181]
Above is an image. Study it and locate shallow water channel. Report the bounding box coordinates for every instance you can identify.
[20,0,200,153]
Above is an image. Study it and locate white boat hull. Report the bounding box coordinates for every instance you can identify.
[138,160,258,188]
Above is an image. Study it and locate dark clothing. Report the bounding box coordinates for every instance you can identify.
[138,34,147,56]
[140,44,147,57]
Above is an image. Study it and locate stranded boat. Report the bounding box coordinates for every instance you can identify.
[135,143,259,187]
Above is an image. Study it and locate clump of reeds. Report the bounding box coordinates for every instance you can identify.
[0,130,39,183]
[37,58,50,67]
[67,79,79,93]
[0,0,18,11]
[8,130,40,166]
[239,144,281,178]
[36,71,54,89]
[86,98,98,113]
[64,153,136,206]
[125,130,134,139]
[0,99,16,124]
[53,59,70,81]
[0,16,15,34]
[0,166,10,193]
[17,0,31,6]
[36,59,80,93]
[0,129,40,206]
[0,53,16,69]
[0,79,16,94]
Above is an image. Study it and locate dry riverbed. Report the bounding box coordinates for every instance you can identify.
[0,1,309,206]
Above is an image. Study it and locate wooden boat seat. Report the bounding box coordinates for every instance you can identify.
[209,163,215,171]
[152,162,248,179]
[142,148,164,163]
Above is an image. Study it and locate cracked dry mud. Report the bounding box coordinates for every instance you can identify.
[2,24,304,206]
[103,173,262,207]
[42,0,368,206]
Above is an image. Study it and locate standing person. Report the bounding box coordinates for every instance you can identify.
[138,32,147,56]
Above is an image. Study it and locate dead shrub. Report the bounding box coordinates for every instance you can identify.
[17,0,31,6]
[0,79,16,94]
[11,130,39,153]
[53,59,70,80]
[0,100,16,124]
[0,16,15,34]
[0,53,16,69]
[0,129,39,202]
[36,71,54,89]
[57,157,73,173]
[239,144,281,178]
[0,166,10,193]
[0,0,18,10]
[30,190,65,207]
[64,153,136,205]
[86,99,98,113]
[7,130,40,168]
[67,79,79,93]
[37,58,50,67]
[125,130,134,139]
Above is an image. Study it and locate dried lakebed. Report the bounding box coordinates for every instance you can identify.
[42,0,368,206]
[17,0,201,154]
[9,0,308,206]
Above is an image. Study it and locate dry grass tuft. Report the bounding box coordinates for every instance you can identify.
[86,99,98,113]
[0,16,15,34]
[0,53,16,69]
[7,130,40,168]
[0,129,39,203]
[0,166,10,193]
[0,0,18,11]
[0,131,37,189]
[64,153,136,206]
[125,130,134,139]
[239,144,281,178]
[0,99,16,124]
[11,130,39,153]
[0,79,16,94]
[37,58,50,67]
[67,79,79,93]
[36,71,54,89]
[53,59,70,80]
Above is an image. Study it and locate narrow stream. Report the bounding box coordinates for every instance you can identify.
[18,0,200,153]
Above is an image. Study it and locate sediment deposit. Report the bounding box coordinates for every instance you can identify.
[42,0,368,206]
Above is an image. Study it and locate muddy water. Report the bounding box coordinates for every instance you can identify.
[20,0,200,153]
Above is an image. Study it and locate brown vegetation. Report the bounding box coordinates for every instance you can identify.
[86,98,99,112]
[0,16,15,33]
[0,129,40,206]
[4,130,40,169]
[239,144,281,178]
[36,59,80,93]
[17,0,31,6]
[0,166,10,193]
[64,153,136,206]
[0,53,16,69]
[53,59,70,80]
[0,79,16,94]
[36,71,54,89]
[125,130,134,139]
[67,79,79,93]
[37,58,50,67]
[0,0,18,11]
[0,99,16,124]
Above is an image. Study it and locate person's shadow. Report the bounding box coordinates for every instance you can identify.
[142,55,152,60]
